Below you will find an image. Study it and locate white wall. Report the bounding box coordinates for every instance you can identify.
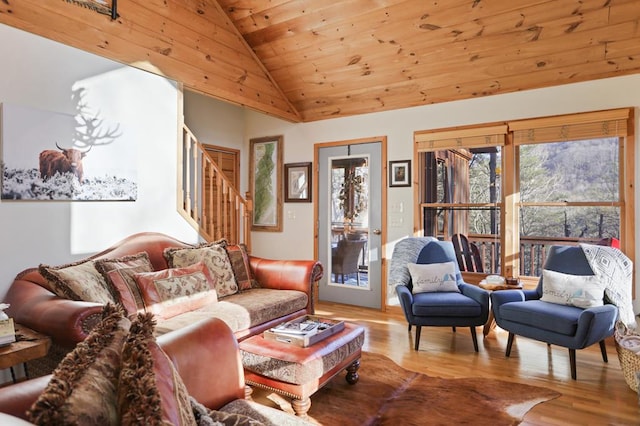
[0,24,199,299]
[245,74,640,312]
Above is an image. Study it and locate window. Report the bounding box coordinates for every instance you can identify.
[414,108,634,279]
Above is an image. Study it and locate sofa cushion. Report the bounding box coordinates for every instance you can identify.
[226,244,256,291]
[95,252,154,315]
[498,299,581,336]
[154,289,308,336]
[39,259,115,304]
[407,262,459,294]
[119,312,197,426]
[134,262,218,320]
[165,241,238,297]
[540,268,604,308]
[28,304,130,425]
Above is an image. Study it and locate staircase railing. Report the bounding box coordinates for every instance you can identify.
[178,125,252,249]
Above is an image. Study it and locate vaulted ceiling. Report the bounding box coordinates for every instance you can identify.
[216,0,640,121]
[1,0,640,123]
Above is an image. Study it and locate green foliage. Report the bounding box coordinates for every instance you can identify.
[253,143,275,223]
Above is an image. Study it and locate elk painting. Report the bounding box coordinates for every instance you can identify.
[39,143,91,183]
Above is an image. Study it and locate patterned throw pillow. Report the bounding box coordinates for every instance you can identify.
[165,241,238,297]
[95,253,154,316]
[134,261,218,320]
[39,259,115,304]
[407,262,460,294]
[226,244,256,291]
[541,268,604,308]
[119,312,197,426]
[28,304,130,426]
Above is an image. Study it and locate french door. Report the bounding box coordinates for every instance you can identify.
[315,137,386,309]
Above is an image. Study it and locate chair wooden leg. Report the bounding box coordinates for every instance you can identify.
[506,332,515,357]
[408,324,412,332]
[414,326,422,351]
[599,340,608,363]
[569,348,577,380]
[452,326,456,333]
[470,326,479,352]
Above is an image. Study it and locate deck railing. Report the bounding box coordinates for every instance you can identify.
[178,125,252,248]
[468,235,607,277]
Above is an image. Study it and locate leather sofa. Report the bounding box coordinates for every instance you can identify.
[4,232,323,375]
[0,317,312,425]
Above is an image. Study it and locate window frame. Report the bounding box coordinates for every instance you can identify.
[413,108,635,284]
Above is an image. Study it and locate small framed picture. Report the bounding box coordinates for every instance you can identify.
[284,162,312,202]
[389,160,411,187]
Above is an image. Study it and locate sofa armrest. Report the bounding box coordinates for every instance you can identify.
[5,277,104,349]
[249,257,323,313]
[157,317,245,410]
[0,375,51,420]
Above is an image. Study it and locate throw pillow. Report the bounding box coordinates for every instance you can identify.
[540,268,605,308]
[95,253,154,316]
[165,241,238,297]
[28,304,130,425]
[407,262,460,294]
[134,261,218,320]
[225,244,257,291]
[119,312,197,426]
[39,259,115,304]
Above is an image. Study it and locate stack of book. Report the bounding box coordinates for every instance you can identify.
[264,316,344,347]
[0,318,16,346]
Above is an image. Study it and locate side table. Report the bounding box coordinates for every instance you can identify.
[0,324,51,384]
[479,281,523,337]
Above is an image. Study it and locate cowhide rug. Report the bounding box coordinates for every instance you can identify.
[269,351,561,426]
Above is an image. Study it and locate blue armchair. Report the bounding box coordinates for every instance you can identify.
[491,245,619,380]
[392,238,490,351]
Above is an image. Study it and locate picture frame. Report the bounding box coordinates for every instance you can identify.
[389,160,411,187]
[284,162,312,203]
[249,135,283,232]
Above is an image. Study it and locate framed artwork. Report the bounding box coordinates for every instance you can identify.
[1,102,135,201]
[284,162,312,203]
[389,160,411,187]
[249,135,283,232]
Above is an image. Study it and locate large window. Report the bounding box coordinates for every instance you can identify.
[414,109,634,280]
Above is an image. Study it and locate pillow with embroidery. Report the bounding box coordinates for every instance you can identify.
[95,253,154,316]
[134,261,218,320]
[540,269,604,308]
[407,262,460,294]
[164,241,238,297]
[40,259,114,304]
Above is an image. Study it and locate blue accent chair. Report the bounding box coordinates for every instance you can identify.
[491,245,619,380]
[393,238,490,351]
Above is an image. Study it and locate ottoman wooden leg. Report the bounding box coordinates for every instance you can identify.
[345,359,360,384]
[244,385,253,400]
[292,397,311,418]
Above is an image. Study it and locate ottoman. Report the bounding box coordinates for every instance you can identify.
[239,322,365,418]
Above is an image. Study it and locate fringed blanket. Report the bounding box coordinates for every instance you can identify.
[389,237,437,287]
[580,243,636,329]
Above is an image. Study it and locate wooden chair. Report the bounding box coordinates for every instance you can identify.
[452,234,484,272]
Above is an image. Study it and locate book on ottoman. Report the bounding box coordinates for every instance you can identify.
[264,316,344,347]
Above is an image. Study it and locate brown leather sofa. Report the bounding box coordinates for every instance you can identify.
[0,317,312,425]
[4,232,323,374]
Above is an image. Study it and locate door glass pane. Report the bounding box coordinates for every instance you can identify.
[329,156,369,288]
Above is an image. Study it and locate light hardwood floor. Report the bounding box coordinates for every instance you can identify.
[309,301,639,425]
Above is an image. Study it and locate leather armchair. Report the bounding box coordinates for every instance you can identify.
[491,245,620,380]
[393,238,490,351]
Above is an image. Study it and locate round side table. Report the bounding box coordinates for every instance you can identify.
[479,280,523,337]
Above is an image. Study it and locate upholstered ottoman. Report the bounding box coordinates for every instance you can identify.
[239,322,365,418]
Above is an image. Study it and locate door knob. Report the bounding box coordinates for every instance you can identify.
[372,229,382,235]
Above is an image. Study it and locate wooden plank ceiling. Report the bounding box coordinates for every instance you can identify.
[1,0,640,123]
